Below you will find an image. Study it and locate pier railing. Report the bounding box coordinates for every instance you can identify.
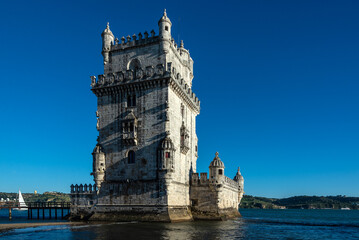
[0,201,71,220]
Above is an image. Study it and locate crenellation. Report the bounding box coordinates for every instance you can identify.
[71,183,97,194]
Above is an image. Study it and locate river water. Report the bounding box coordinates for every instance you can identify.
[0,209,358,239]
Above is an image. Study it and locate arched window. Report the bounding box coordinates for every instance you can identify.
[132,95,136,107]
[127,94,136,107]
[128,59,141,71]
[128,150,135,164]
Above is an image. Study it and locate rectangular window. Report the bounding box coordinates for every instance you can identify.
[165,152,170,158]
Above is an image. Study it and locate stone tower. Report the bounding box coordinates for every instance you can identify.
[73,10,199,222]
[70,11,243,222]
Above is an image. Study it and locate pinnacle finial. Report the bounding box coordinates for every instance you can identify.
[215,152,219,158]
[180,40,184,48]
[164,9,167,17]
[107,22,110,29]
[237,167,240,173]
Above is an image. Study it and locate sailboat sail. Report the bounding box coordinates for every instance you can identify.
[18,190,27,208]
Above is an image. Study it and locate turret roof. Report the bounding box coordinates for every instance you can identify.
[234,167,244,182]
[160,133,175,150]
[102,22,114,37]
[158,9,172,25]
[209,152,225,168]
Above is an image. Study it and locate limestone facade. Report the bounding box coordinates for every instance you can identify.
[70,10,244,222]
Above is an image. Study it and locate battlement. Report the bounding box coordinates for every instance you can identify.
[90,64,200,111]
[191,172,209,185]
[224,176,240,189]
[191,172,240,190]
[70,184,97,194]
[111,30,159,52]
[108,29,190,60]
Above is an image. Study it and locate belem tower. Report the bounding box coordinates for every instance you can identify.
[70,10,244,222]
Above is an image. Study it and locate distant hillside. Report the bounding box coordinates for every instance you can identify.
[0,192,70,203]
[1,192,358,209]
[240,195,359,210]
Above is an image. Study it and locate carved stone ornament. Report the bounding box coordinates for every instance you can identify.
[90,76,97,87]
[98,75,105,85]
[107,73,115,84]
[125,70,134,81]
[156,64,164,76]
[146,66,154,78]
[116,71,124,82]
[136,68,143,79]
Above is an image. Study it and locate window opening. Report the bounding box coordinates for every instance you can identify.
[128,150,135,164]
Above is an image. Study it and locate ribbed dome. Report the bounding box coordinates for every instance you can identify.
[209,152,225,168]
[93,137,104,154]
[161,136,174,150]
[234,167,244,183]
[93,143,104,154]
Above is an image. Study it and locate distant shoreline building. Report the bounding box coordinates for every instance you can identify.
[70,11,244,222]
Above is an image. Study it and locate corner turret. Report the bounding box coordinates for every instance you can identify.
[209,152,225,183]
[101,22,114,65]
[91,138,106,192]
[234,167,244,187]
[158,9,172,40]
[158,133,176,173]
[234,167,244,203]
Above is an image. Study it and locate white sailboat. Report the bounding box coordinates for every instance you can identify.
[17,189,28,210]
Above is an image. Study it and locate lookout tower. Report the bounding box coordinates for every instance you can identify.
[70,11,243,222]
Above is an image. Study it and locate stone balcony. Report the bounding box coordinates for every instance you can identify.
[122,131,138,146]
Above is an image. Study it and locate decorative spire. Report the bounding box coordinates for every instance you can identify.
[102,22,114,37]
[180,40,184,48]
[158,9,171,25]
[215,152,219,158]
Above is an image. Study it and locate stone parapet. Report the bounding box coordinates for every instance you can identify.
[111,31,159,52]
[108,30,192,72]
[70,183,97,194]
[223,176,240,189]
[90,69,200,113]
[191,172,209,185]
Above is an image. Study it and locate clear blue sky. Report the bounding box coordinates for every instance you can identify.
[0,0,358,198]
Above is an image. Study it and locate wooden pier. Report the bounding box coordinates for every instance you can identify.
[0,202,71,220]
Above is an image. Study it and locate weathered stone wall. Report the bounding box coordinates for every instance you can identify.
[165,85,198,207]
[97,180,166,205]
[218,177,241,209]
[97,84,168,182]
[105,41,164,75]
[190,173,218,213]
[190,173,241,220]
